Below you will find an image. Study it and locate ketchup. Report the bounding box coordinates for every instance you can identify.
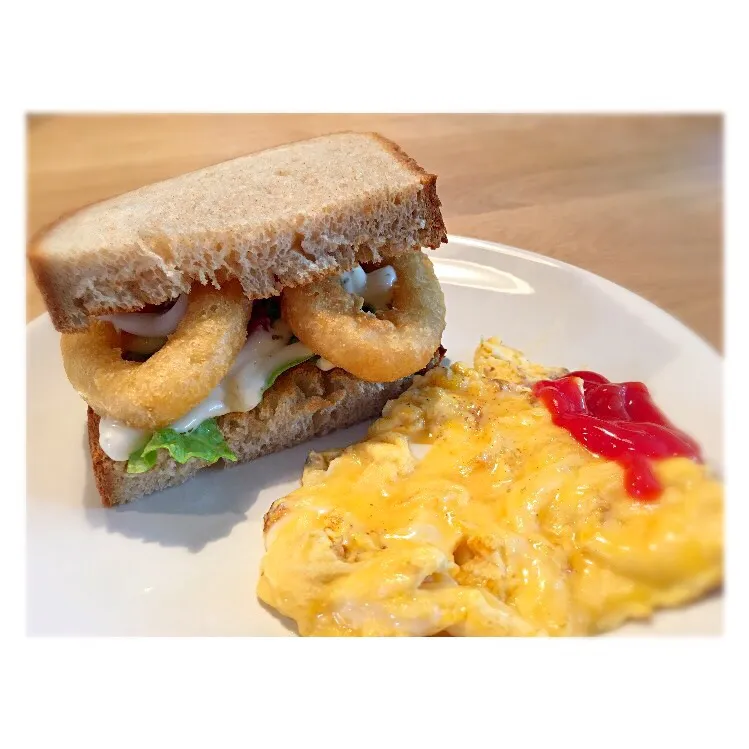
[532,371,702,500]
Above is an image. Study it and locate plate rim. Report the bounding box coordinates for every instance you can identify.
[443,234,722,359]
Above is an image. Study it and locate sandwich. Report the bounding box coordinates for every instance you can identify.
[28,132,448,507]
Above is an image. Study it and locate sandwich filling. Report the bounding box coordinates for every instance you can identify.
[96,263,401,467]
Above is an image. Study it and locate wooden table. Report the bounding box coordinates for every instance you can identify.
[26,114,723,349]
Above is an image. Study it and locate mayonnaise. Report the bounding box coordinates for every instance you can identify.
[341,266,367,296]
[168,384,230,433]
[98,294,188,337]
[361,265,397,309]
[223,323,314,413]
[98,418,150,462]
[341,264,396,309]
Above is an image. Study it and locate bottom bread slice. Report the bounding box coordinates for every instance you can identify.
[88,354,442,507]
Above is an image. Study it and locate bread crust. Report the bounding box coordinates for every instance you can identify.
[366,132,447,245]
[87,351,444,507]
[29,132,447,332]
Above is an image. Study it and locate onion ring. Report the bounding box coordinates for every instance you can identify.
[61,283,251,430]
[98,293,189,337]
[282,253,445,382]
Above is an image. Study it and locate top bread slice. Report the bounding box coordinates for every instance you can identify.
[28,132,447,332]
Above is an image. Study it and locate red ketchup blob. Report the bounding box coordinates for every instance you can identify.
[532,371,702,500]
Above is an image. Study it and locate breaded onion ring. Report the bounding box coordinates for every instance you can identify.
[61,283,251,430]
[282,253,445,382]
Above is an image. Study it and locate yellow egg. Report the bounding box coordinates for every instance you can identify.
[256,343,723,636]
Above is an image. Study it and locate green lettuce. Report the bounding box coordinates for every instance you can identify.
[263,354,314,394]
[126,418,237,474]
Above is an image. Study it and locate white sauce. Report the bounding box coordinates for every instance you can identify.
[168,384,231,433]
[341,264,397,309]
[361,265,397,309]
[340,266,367,296]
[98,265,398,462]
[98,294,188,336]
[223,328,313,413]
[98,419,150,462]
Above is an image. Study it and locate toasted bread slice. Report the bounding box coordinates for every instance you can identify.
[29,132,447,332]
[88,352,444,507]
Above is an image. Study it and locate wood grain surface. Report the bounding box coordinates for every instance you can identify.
[26,114,723,349]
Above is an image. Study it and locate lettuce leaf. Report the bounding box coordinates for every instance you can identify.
[263,354,314,395]
[126,418,237,474]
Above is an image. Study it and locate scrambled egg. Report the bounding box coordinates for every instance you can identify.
[474,337,568,386]
[257,340,723,636]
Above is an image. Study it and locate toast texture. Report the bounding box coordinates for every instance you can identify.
[87,353,443,507]
[29,132,447,332]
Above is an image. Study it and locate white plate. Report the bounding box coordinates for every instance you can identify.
[26,236,723,636]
